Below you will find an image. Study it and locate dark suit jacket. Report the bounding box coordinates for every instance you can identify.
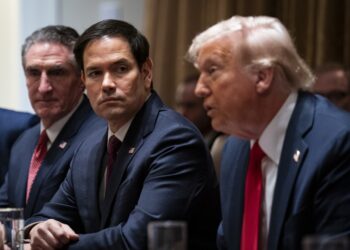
[0,96,105,219]
[218,92,350,250]
[27,91,221,250]
[0,108,39,185]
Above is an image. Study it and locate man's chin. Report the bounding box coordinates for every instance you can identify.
[37,109,64,121]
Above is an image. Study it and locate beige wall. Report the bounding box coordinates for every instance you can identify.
[0,0,145,113]
[0,0,22,111]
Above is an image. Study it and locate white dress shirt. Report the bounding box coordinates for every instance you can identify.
[40,97,83,149]
[254,91,298,249]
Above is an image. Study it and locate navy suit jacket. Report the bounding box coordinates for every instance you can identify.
[0,96,105,219]
[218,92,350,250]
[0,108,39,185]
[27,92,221,250]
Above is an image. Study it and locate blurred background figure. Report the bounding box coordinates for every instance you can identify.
[0,108,38,186]
[175,74,227,178]
[313,63,350,112]
[176,75,217,147]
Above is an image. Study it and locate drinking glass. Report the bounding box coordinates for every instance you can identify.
[0,208,24,250]
[302,234,349,250]
[147,221,187,250]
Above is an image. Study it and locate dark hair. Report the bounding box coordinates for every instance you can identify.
[22,25,79,67]
[183,74,199,85]
[74,19,150,71]
[315,62,348,76]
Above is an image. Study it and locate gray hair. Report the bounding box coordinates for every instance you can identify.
[21,25,79,68]
[187,16,314,90]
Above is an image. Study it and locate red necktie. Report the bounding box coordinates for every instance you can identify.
[106,135,121,182]
[240,142,266,250]
[26,130,49,202]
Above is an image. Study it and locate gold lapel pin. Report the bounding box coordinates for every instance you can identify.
[293,150,300,163]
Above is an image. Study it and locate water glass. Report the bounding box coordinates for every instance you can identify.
[147,221,187,250]
[0,208,24,250]
[303,234,349,250]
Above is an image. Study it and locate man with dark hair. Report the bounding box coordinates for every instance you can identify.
[27,19,220,250]
[313,63,350,112]
[0,25,104,219]
[0,108,38,185]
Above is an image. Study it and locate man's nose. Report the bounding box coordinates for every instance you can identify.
[38,72,53,93]
[195,75,210,98]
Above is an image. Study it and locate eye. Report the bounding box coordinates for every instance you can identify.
[86,70,102,79]
[208,66,217,75]
[115,64,129,74]
[47,68,66,77]
[26,68,41,78]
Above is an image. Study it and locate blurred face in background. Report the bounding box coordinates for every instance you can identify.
[24,42,84,128]
[313,69,350,112]
[175,81,212,135]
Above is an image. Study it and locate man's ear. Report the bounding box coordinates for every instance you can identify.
[81,70,86,83]
[142,58,153,89]
[255,67,274,94]
[79,70,86,90]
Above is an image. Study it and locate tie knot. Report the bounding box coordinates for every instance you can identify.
[251,142,266,162]
[35,130,49,158]
[108,136,121,156]
[38,130,49,147]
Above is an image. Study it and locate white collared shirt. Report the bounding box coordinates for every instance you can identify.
[40,97,83,148]
[107,119,133,145]
[253,91,298,249]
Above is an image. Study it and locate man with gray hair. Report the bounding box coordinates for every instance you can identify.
[188,16,350,250]
[0,25,104,220]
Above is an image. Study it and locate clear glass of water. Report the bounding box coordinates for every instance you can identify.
[0,208,24,250]
[147,221,187,250]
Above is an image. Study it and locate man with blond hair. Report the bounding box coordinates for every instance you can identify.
[188,15,350,250]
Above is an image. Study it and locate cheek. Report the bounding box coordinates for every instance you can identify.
[86,84,99,97]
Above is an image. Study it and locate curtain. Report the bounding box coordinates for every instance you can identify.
[144,0,350,107]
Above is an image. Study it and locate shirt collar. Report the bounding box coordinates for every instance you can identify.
[40,96,83,146]
[107,93,150,143]
[257,91,298,165]
[107,118,133,143]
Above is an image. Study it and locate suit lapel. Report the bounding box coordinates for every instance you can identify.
[26,97,93,214]
[15,126,39,209]
[86,129,107,224]
[226,140,250,250]
[268,92,314,250]
[100,92,163,227]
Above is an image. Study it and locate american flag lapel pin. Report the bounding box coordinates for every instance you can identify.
[293,150,300,163]
[59,141,67,149]
[128,147,135,154]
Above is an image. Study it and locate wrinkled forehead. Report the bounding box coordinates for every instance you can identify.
[194,34,240,68]
[188,18,243,61]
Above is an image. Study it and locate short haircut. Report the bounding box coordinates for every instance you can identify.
[187,16,314,91]
[183,74,199,86]
[74,19,150,71]
[315,62,348,76]
[21,25,79,68]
